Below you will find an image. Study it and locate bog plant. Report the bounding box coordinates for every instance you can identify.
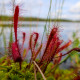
[0,5,80,80]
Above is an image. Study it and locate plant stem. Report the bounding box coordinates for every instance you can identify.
[41,0,52,43]
[33,62,37,80]
[33,61,46,80]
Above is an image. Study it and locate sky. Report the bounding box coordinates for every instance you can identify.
[0,0,80,20]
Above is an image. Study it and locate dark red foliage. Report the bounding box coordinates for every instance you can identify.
[38,26,72,72]
[29,26,80,73]
[39,27,62,63]
[44,27,58,53]
[12,5,22,64]
[14,5,19,43]
[29,32,42,60]
[12,42,22,62]
[29,32,39,49]
[56,40,72,53]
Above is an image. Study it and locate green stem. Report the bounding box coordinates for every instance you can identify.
[41,0,52,43]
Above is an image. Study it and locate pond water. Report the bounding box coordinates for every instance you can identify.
[0,21,80,52]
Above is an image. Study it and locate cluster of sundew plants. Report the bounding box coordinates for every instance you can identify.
[0,4,80,80]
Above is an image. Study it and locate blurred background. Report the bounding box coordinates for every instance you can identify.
[0,0,80,19]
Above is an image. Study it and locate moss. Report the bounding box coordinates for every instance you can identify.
[0,56,78,80]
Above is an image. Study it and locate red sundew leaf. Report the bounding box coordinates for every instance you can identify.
[40,36,62,64]
[29,32,42,60]
[54,48,80,58]
[39,39,62,73]
[41,27,59,60]
[33,32,39,48]
[40,31,61,63]
[56,40,72,53]
[38,29,63,71]
[61,48,80,56]
[12,42,22,62]
[14,5,19,43]
[21,32,26,49]
[29,32,39,55]
[45,27,58,50]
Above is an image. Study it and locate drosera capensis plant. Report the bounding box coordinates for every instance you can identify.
[11,5,27,69]
[28,26,80,79]
[31,26,80,73]
[12,5,22,69]
[11,5,80,77]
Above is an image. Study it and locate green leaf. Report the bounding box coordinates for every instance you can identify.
[73,38,79,48]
